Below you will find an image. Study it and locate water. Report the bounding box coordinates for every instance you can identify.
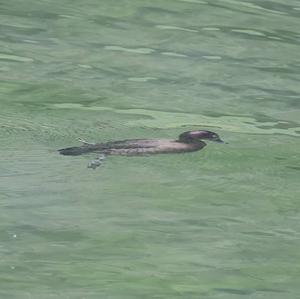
[1,0,300,298]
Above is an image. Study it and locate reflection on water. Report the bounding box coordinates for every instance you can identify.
[0,0,300,298]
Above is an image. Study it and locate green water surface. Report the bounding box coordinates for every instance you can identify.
[0,0,300,298]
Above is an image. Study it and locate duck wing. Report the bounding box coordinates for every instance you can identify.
[58,139,156,156]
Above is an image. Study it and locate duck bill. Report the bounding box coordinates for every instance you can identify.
[213,138,224,143]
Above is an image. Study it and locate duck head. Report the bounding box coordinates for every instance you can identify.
[178,130,224,143]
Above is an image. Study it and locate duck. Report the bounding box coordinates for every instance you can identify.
[58,130,224,157]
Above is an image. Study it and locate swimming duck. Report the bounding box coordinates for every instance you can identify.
[58,130,224,157]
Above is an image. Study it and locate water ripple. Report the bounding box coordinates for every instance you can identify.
[104,46,155,54]
[51,103,300,137]
[202,55,222,60]
[0,53,34,62]
[161,52,188,58]
[178,0,207,4]
[128,77,157,82]
[155,25,198,33]
[219,0,287,15]
[231,29,266,37]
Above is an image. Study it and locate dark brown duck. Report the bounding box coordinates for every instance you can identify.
[58,130,224,156]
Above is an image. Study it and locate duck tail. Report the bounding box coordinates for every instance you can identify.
[58,145,96,156]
